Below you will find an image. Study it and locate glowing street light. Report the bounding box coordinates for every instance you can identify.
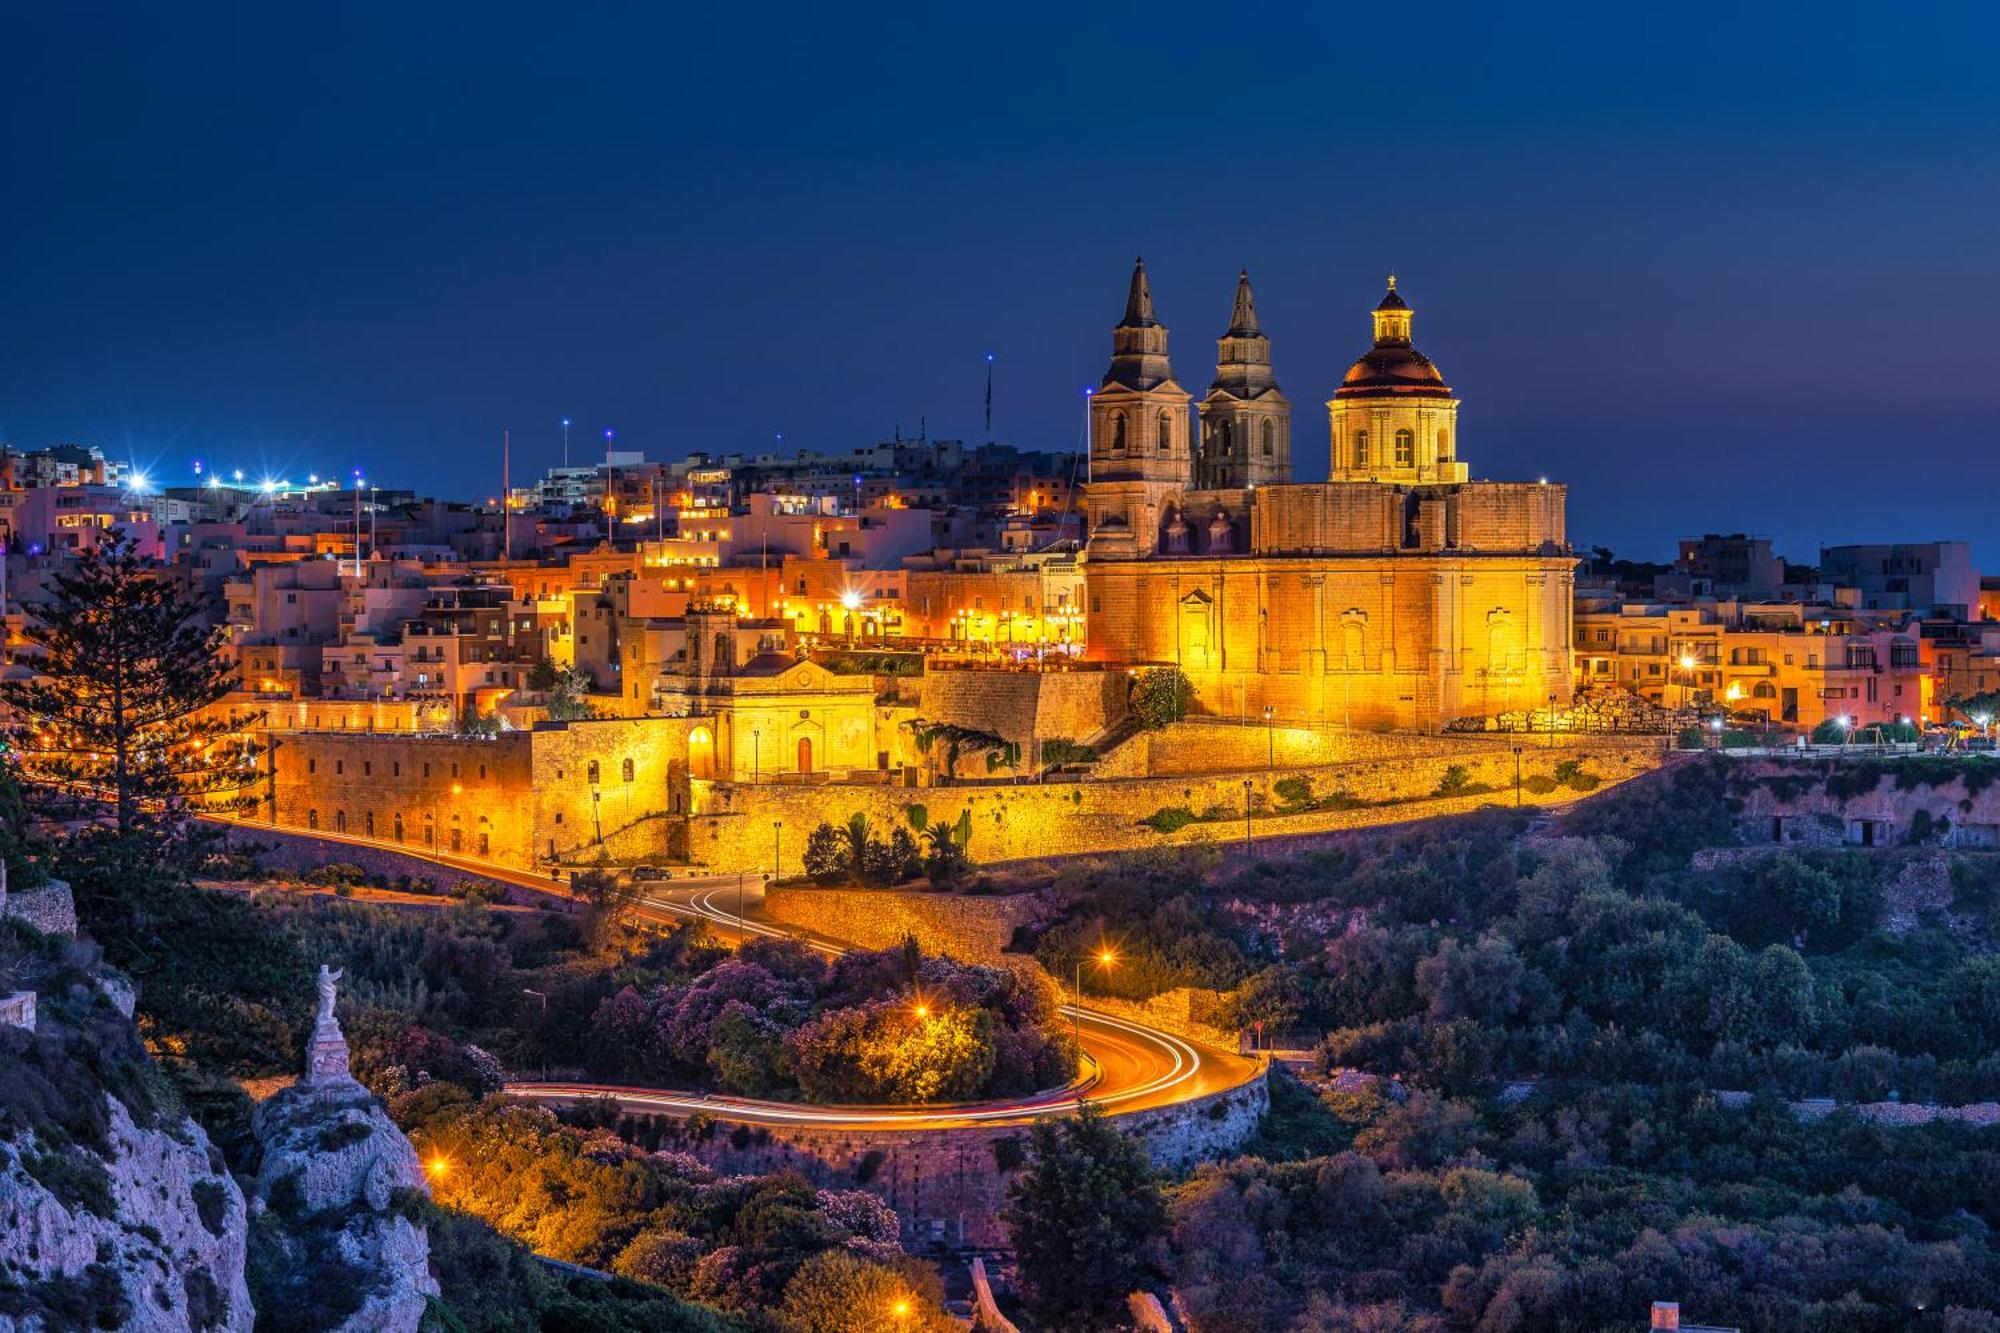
[1074,947,1116,1053]
[425,1155,450,1180]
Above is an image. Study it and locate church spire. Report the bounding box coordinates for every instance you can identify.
[1225,268,1261,336]
[1121,256,1158,326]
[1103,256,1174,390]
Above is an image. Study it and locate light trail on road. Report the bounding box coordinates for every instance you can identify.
[204,815,1263,1129]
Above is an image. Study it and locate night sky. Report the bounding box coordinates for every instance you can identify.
[6,3,1997,562]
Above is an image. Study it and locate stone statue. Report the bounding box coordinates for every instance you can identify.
[316,964,343,1028]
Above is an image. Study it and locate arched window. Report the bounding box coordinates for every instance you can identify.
[393,813,404,843]
[1261,420,1274,456]
[1753,681,1777,699]
[1436,428,1451,460]
[365,811,375,837]
[334,810,346,833]
[586,760,601,785]
[306,809,318,830]
[1157,411,1173,453]
[1354,430,1370,467]
[1111,412,1127,450]
[1218,420,1232,455]
[621,757,635,783]
[1394,429,1414,466]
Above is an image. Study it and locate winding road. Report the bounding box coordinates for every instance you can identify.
[207,815,1264,1130]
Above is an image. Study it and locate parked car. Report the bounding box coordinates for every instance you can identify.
[631,865,671,882]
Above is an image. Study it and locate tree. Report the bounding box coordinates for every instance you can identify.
[803,822,850,885]
[571,868,641,950]
[921,823,971,888]
[2,529,253,833]
[545,665,598,722]
[1004,1102,1168,1330]
[775,1250,949,1332]
[1130,667,1195,730]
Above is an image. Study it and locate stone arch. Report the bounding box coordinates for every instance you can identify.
[688,726,715,780]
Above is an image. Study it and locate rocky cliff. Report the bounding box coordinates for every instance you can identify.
[0,924,252,1332]
[248,1080,437,1332]
[0,920,438,1333]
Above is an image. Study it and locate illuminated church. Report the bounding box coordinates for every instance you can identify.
[1081,260,1573,730]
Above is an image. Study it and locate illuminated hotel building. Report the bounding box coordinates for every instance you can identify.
[1083,261,1573,730]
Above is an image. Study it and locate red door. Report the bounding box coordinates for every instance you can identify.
[797,736,813,773]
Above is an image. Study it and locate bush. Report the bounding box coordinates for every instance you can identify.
[1273,775,1316,811]
[23,1146,115,1217]
[1131,667,1196,729]
[1141,806,1201,834]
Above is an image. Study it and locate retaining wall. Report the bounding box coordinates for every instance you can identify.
[691,736,1660,873]
[210,823,547,905]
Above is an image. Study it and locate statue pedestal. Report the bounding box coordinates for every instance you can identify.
[304,1018,355,1088]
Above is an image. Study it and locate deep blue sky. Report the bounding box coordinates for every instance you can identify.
[5,3,1997,561]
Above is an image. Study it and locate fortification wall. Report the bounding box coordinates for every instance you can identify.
[762,885,1044,968]
[626,1072,1269,1249]
[690,737,1659,872]
[917,669,1127,750]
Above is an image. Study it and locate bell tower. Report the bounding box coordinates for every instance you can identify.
[1197,269,1290,490]
[1084,258,1192,556]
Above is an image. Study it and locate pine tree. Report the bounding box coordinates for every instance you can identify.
[1003,1101,1167,1329]
[2,530,255,832]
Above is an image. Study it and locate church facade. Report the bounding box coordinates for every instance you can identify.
[1082,261,1573,731]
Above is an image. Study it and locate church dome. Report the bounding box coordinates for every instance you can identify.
[1335,344,1451,398]
[1335,277,1452,399]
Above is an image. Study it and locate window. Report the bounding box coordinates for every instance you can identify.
[1354,430,1370,467]
[1261,420,1274,456]
[1156,411,1173,453]
[587,760,601,785]
[621,758,635,783]
[1437,429,1451,460]
[1394,429,1414,466]
[1111,412,1127,450]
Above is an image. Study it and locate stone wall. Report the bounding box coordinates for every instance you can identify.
[689,736,1659,873]
[761,885,1045,969]
[0,990,35,1032]
[917,669,1128,750]
[210,823,548,905]
[623,1071,1269,1249]
[0,873,77,936]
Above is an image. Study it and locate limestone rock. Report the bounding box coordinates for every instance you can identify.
[0,1097,253,1333]
[250,1082,438,1333]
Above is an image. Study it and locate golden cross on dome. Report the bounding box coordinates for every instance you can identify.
[1386,273,1397,290]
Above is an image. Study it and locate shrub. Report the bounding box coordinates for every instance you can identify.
[1142,806,1200,834]
[1273,775,1316,811]
[1041,739,1099,767]
[1434,766,1475,798]
[1131,667,1196,729]
[24,1146,115,1218]
[193,1179,231,1236]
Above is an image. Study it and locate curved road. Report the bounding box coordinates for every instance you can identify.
[207,815,1263,1129]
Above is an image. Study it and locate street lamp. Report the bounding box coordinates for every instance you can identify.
[772,820,783,882]
[1074,947,1115,1056]
[1512,744,1524,808]
[751,727,761,785]
[1263,704,1275,770]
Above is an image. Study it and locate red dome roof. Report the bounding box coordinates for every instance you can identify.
[1335,344,1451,399]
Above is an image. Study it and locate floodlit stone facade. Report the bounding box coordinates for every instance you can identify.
[1083,266,1574,731]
